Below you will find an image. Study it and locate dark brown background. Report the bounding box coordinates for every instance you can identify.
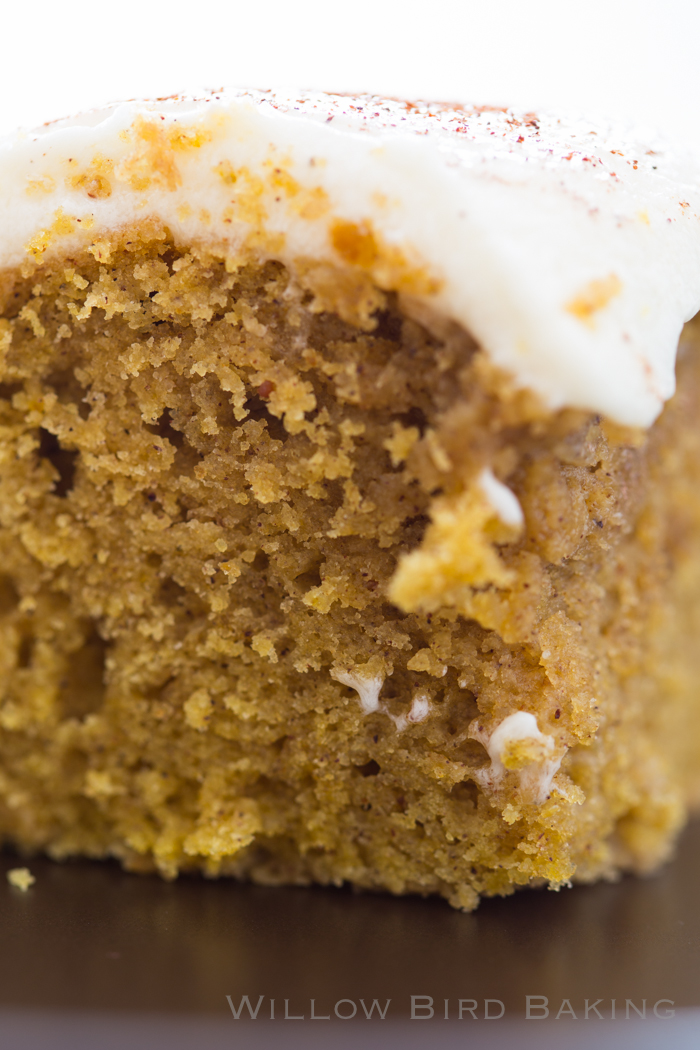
[1,820,699,1047]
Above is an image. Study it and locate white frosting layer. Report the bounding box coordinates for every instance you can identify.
[2,89,700,425]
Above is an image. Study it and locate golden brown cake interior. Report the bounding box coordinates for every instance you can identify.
[0,225,699,909]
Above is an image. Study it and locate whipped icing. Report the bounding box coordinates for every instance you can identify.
[331,668,384,714]
[2,89,700,426]
[331,667,430,732]
[471,711,564,804]
[477,468,524,528]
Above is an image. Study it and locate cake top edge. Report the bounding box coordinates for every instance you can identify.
[2,87,700,427]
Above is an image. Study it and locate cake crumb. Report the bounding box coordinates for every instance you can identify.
[0,224,697,909]
[7,867,35,892]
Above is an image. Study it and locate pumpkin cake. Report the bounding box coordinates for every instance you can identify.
[0,91,699,909]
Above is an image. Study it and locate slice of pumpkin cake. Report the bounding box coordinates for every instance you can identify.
[0,91,699,909]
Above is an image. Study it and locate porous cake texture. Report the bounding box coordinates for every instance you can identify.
[0,91,699,909]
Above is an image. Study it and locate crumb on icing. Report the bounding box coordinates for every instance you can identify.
[565,274,623,327]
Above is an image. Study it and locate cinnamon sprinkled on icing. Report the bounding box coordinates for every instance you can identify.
[2,88,700,425]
